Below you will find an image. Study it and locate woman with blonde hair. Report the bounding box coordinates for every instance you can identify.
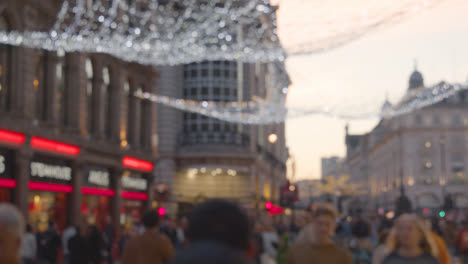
[383,214,439,264]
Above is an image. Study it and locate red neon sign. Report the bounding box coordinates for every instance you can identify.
[0,179,16,188]
[28,181,73,193]
[0,129,25,145]
[122,156,153,172]
[81,187,115,197]
[121,191,148,200]
[31,137,80,156]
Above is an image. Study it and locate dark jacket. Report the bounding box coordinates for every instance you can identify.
[69,234,89,264]
[37,228,61,262]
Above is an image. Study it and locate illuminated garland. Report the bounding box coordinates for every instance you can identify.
[135,82,468,124]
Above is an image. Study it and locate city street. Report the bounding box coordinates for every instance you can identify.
[0,0,468,264]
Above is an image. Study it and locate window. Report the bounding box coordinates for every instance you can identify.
[224,88,230,96]
[202,69,208,77]
[420,159,434,184]
[85,58,94,133]
[214,69,220,77]
[102,67,112,137]
[201,87,208,97]
[56,49,66,126]
[450,153,465,184]
[453,115,462,126]
[433,115,441,125]
[34,51,46,120]
[191,69,197,78]
[224,69,230,78]
[414,115,423,126]
[213,87,220,97]
[121,80,130,148]
[0,15,11,111]
[190,88,197,97]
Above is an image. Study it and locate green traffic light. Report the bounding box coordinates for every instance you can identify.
[439,211,446,218]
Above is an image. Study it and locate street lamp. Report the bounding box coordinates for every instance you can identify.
[268,133,278,144]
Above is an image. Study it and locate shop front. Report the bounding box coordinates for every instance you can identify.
[0,149,15,202]
[27,157,73,232]
[120,170,149,229]
[81,166,115,229]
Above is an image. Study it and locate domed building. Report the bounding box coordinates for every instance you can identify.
[342,67,468,217]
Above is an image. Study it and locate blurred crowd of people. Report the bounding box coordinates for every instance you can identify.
[1,201,468,264]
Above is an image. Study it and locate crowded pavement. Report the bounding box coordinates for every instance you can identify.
[1,200,468,263]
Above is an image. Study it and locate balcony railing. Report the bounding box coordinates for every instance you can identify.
[179,132,250,146]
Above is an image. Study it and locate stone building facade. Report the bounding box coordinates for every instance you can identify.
[0,1,158,232]
[344,68,468,216]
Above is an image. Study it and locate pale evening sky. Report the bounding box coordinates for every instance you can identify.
[277,0,468,180]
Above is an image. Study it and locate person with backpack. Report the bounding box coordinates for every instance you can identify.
[456,218,468,263]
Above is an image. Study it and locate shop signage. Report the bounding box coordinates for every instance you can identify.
[30,160,72,184]
[122,176,147,192]
[86,168,110,188]
[0,150,12,179]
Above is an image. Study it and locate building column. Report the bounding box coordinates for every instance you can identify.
[112,168,123,233]
[69,160,84,226]
[15,149,32,217]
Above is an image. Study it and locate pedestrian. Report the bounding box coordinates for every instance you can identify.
[21,224,37,264]
[121,210,174,264]
[118,228,131,258]
[185,199,251,252]
[441,220,457,256]
[260,217,280,263]
[62,225,76,264]
[371,229,390,264]
[102,216,115,264]
[423,217,450,264]
[68,226,89,264]
[383,214,439,264]
[175,216,188,248]
[88,225,106,264]
[37,221,61,264]
[352,213,372,251]
[456,218,468,263]
[0,203,24,264]
[286,204,353,264]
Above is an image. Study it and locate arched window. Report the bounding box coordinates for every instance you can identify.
[0,15,12,111]
[56,49,66,125]
[121,80,130,148]
[102,66,111,137]
[34,51,46,120]
[85,58,94,133]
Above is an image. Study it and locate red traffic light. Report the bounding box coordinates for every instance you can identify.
[265,202,273,210]
[158,207,166,216]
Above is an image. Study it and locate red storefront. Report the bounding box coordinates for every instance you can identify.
[0,128,26,203]
[120,157,152,229]
[81,166,114,229]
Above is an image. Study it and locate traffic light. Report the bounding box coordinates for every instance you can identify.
[439,210,446,218]
[158,207,166,216]
[265,201,273,210]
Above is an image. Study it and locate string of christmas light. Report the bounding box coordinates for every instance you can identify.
[135,82,468,124]
[0,0,442,65]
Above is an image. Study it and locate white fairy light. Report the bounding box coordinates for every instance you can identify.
[135,82,468,124]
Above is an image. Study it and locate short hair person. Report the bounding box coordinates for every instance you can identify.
[287,204,353,264]
[186,199,251,251]
[121,210,174,264]
[0,203,24,264]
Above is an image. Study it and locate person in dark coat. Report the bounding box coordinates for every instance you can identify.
[68,227,89,264]
[88,225,105,264]
[37,221,61,264]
